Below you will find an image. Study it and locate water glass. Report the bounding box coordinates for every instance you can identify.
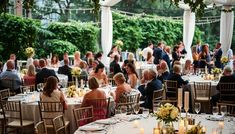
[212,106,218,115]
[194,102,201,114]
[221,106,227,116]
[134,104,140,114]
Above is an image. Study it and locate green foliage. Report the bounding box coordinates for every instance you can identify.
[0,13,39,60]
[41,39,77,59]
[47,22,99,56]
[113,12,203,50]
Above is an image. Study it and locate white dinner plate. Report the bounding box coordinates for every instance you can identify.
[206,115,224,121]
[95,119,117,124]
[79,125,104,131]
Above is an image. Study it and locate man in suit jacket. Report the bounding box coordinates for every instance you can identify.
[109,55,122,76]
[153,42,164,65]
[212,66,235,106]
[214,43,223,68]
[167,65,188,88]
[141,69,162,110]
[58,59,72,82]
[36,59,58,87]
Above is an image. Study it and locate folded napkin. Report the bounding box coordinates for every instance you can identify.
[95,119,118,125]
[206,115,224,121]
[116,114,141,122]
[79,125,104,131]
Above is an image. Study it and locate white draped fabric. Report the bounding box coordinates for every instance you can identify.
[100,0,121,67]
[183,10,195,61]
[220,6,234,56]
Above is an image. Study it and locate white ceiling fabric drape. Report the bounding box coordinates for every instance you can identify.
[179,2,195,61]
[100,0,121,67]
[220,6,234,56]
[183,10,195,61]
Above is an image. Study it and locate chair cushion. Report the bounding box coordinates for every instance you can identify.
[8,120,34,127]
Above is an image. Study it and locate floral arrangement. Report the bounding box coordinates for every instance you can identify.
[153,103,179,124]
[115,40,123,47]
[187,122,206,134]
[21,69,28,75]
[221,56,229,64]
[139,51,143,56]
[71,67,82,77]
[25,47,35,58]
[211,68,222,74]
[67,85,77,97]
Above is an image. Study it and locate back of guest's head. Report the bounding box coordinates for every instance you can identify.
[86,51,92,58]
[191,46,197,53]
[147,52,152,61]
[64,59,69,65]
[39,59,46,68]
[127,63,136,73]
[6,60,14,70]
[95,63,104,73]
[27,64,36,76]
[148,69,157,79]
[114,55,119,61]
[33,59,39,67]
[173,65,181,74]
[43,76,58,97]
[79,61,87,69]
[113,73,126,85]
[159,60,168,71]
[164,46,171,53]
[88,77,99,90]
[128,52,134,61]
[223,65,233,75]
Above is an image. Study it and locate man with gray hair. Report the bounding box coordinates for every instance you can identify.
[140,68,162,110]
[0,60,22,93]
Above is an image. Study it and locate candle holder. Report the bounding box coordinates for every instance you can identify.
[153,128,160,134]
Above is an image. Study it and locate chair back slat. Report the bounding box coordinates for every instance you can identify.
[73,106,93,128]
[164,80,178,100]
[35,121,47,134]
[218,83,235,103]
[52,115,66,134]
[0,88,11,100]
[20,85,36,93]
[194,82,211,100]
[217,102,235,116]
[152,89,164,110]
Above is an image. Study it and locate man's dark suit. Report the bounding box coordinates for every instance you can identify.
[141,77,162,109]
[153,47,163,64]
[167,73,188,88]
[36,68,58,85]
[109,60,122,75]
[58,65,72,82]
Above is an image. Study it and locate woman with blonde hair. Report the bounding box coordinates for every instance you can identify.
[111,73,132,102]
[23,64,36,85]
[74,51,83,67]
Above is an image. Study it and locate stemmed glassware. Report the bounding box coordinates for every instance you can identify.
[212,106,218,116]
[194,102,201,115]
[134,104,140,115]
[220,106,227,117]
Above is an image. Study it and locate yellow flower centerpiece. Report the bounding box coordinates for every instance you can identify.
[153,103,179,134]
[71,67,82,77]
[211,68,222,80]
[187,122,206,134]
[221,56,229,64]
[25,47,35,58]
[67,85,78,98]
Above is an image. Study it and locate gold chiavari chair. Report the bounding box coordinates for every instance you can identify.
[73,106,93,128]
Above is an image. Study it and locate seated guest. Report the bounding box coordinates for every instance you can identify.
[167,65,188,88]
[110,55,122,76]
[182,59,192,75]
[74,51,83,67]
[122,52,135,79]
[157,60,169,83]
[172,45,181,67]
[81,77,106,121]
[212,66,235,106]
[89,63,108,86]
[0,60,22,93]
[58,59,72,81]
[95,52,103,65]
[81,77,106,106]
[36,59,58,86]
[111,73,132,103]
[138,69,149,98]
[126,63,138,88]
[146,51,154,64]
[50,54,60,68]
[23,64,36,86]
[140,69,162,110]
[40,76,67,108]
[79,61,89,81]
[83,51,93,64]
[60,52,70,66]
[33,59,41,72]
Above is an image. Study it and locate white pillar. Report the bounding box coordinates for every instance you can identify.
[220,5,234,56]
[183,10,195,61]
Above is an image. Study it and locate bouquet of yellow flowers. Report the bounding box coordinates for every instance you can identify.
[21,69,28,75]
[67,85,77,97]
[221,56,229,64]
[187,122,206,134]
[153,103,179,124]
[211,68,222,74]
[25,47,35,57]
[71,67,82,77]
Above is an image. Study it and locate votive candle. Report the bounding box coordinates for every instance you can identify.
[140,128,144,134]
[178,88,183,109]
[133,120,139,128]
[184,92,189,112]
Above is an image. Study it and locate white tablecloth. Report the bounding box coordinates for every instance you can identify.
[74,114,235,134]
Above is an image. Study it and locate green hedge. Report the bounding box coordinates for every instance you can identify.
[47,22,99,56]
[0,13,39,60]
[113,12,203,52]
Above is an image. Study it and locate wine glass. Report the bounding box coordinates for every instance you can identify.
[220,106,227,116]
[212,106,218,116]
[194,102,201,115]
